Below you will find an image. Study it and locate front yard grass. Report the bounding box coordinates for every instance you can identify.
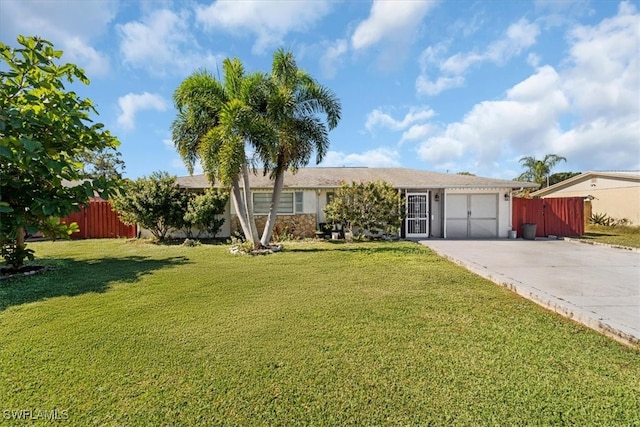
[580,224,640,248]
[1,239,638,425]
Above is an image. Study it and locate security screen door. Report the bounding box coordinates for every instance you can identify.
[406,193,429,238]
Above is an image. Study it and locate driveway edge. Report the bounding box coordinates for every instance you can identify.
[426,246,640,350]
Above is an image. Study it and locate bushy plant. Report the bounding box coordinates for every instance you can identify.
[39,217,80,241]
[182,189,228,239]
[111,172,185,241]
[590,212,632,227]
[1,36,121,269]
[324,181,404,238]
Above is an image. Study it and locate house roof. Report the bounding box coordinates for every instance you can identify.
[530,170,640,197]
[176,167,539,190]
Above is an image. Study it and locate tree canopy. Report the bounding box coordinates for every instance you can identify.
[172,60,273,249]
[516,154,567,188]
[172,50,341,249]
[0,36,121,269]
[258,48,341,246]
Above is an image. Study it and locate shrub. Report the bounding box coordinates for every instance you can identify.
[182,189,228,239]
[590,212,633,227]
[324,181,404,238]
[111,172,185,241]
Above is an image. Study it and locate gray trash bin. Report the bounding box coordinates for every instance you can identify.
[522,223,537,240]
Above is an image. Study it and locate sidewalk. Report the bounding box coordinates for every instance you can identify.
[419,239,640,348]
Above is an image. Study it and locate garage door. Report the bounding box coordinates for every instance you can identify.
[445,194,498,238]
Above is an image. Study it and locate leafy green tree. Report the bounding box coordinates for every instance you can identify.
[111,172,185,241]
[172,60,274,249]
[259,49,341,246]
[516,154,567,188]
[324,181,404,238]
[77,147,126,180]
[183,189,229,238]
[0,36,120,269]
[548,171,581,186]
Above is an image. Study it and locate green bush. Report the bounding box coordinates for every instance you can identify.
[182,189,228,239]
[111,172,185,241]
[324,180,404,238]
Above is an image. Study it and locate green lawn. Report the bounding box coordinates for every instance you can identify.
[579,224,640,249]
[1,239,638,425]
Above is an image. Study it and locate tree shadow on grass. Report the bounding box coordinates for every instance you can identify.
[0,255,190,312]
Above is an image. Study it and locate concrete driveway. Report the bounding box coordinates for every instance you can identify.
[419,239,640,348]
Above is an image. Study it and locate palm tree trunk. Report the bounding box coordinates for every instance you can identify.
[260,170,285,247]
[241,162,262,249]
[230,176,253,241]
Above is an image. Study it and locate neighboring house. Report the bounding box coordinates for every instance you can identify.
[530,171,640,226]
[175,167,538,239]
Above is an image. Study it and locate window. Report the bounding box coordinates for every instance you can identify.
[326,192,335,205]
[253,192,296,214]
[295,192,303,213]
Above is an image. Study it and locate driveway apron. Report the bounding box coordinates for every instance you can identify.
[419,239,640,347]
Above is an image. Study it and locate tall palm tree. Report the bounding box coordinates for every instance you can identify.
[517,154,567,188]
[172,59,274,249]
[259,49,341,246]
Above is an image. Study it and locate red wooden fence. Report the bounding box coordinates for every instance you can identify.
[61,200,136,239]
[512,197,584,238]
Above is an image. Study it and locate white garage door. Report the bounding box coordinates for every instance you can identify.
[445,194,498,238]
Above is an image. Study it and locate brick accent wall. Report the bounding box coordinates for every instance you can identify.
[230,214,318,239]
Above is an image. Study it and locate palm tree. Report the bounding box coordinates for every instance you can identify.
[172,59,274,249]
[259,49,341,246]
[517,154,567,188]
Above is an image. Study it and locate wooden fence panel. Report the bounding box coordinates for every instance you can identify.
[543,197,584,237]
[512,197,584,237]
[61,201,136,239]
[512,198,545,237]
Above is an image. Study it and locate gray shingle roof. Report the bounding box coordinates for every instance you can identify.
[176,167,538,190]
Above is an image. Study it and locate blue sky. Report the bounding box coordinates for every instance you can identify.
[1,0,638,180]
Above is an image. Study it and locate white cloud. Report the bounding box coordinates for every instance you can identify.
[321,148,401,167]
[562,1,639,122]
[417,65,569,172]
[0,0,115,77]
[162,138,175,150]
[64,37,110,77]
[527,52,541,67]
[417,18,540,95]
[365,106,435,132]
[442,18,539,73]
[400,123,437,143]
[195,0,332,54]
[416,3,640,175]
[415,75,465,96]
[118,8,221,76]
[117,92,169,131]
[351,0,437,70]
[320,39,348,78]
[351,0,436,50]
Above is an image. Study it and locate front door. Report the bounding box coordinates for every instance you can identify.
[406,193,429,238]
